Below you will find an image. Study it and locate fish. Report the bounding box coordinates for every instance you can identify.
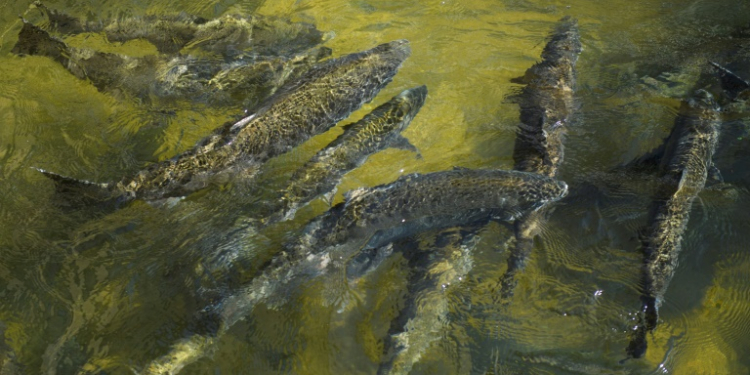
[163,85,426,328]
[33,40,411,205]
[0,321,24,375]
[31,2,327,58]
[350,18,580,374]
[497,15,581,300]
[142,168,568,374]
[509,15,581,178]
[172,85,425,316]
[374,228,479,375]
[203,46,332,109]
[259,85,426,224]
[12,21,331,107]
[626,89,721,359]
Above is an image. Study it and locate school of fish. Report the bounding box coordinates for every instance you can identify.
[4,2,750,374]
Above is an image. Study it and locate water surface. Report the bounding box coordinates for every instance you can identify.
[1,0,750,374]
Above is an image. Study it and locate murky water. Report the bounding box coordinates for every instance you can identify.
[1,0,750,374]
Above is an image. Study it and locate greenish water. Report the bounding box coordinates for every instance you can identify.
[1,0,750,374]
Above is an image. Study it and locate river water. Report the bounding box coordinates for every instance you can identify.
[1,0,750,374]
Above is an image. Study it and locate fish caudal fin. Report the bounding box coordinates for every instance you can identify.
[11,20,68,62]
[35,168,120,207]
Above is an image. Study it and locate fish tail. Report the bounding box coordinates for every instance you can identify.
[11,20,69,63]
[625,295,658,359]
[626,318,649,359]
[641,295,659,332]
[35,167,122,208]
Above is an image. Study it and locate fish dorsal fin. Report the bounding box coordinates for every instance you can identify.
[619,141,666,175]
[676,168,691,195]
[390,135,421,158]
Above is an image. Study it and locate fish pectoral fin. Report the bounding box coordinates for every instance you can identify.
[699,182,741,210]
[676,169,688,194]
[707,165,724,186]
[390,135,420,158]
[321,187,338,207]
[618,142,666,175]
[510,71,534,85]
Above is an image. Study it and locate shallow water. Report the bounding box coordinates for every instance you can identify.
[1,0,750,374]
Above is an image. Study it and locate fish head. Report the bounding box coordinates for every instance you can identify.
[686,89,720,113]
[322,39,411,108]
[391,85,428,129]
[517,175,568,213]
[485,171,568,219]
[363,39,411,72]
[541,178,569,205]
[541,17,582,63]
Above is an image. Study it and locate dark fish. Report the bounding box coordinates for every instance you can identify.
[31,2,326,57]
[204,46,333,109]
[361,18,580,374]
[12,21,331,106]
[34,40,411,205]
[374,229,479,375]
[143,169,568,374]
[0,321,24,375]
[626,90,721,359]
[262,85,426,224]
[284,169,566,270]
[510,16,581,179]
[169,86,425,321]
[498,15,581,300]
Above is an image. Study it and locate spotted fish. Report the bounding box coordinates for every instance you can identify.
[260,85,426,224]
[143,169,568,374]
[363,17,581,374]
[12,21,331,106]
[498,15,581,300]
[626,90,721,359]
[30,2,326,57]
[34,40,411,205]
